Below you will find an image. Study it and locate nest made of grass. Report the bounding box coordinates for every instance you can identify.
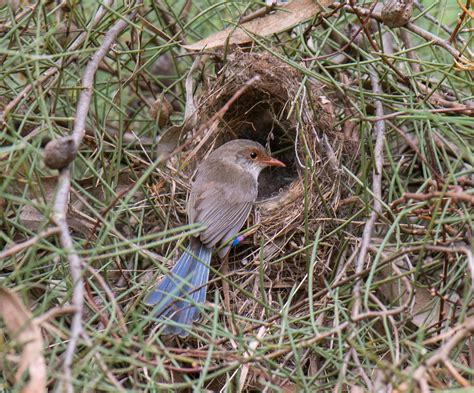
[151,50,359,321]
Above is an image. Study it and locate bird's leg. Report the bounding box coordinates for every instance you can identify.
[230,235,245,247]
[230,227,259,248]
[220,253,237,336]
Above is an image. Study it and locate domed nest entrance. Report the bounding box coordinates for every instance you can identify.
[214,86,299,201]
[185,50,352,266]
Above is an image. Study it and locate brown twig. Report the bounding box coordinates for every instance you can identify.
[0,0,115,126]
[410,316,474,391]
[35,306,78,326]
[333,2,464,59]
[238,3,277,24]
[449,0,472,43]
[0,227,60,260]
[405,20,462,59]
[352,65,386,317]
[52,3,143,392]
[414,1,467,47]
[391,190,474,208]
[157,75,261,165]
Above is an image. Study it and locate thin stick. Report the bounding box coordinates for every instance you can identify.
[35,306,78,326]
[0,0,115,126]
[352,65,386,317]
[52,3,143,392]
[411,316,474,390]
[414,0,467,46]
[332,2,464,59]
[0,227,60,259]
[158,75,261,164]
[53,169,84,393]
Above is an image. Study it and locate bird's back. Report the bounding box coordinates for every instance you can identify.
[188,154,258,249]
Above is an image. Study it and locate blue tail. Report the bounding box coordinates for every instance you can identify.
[144,239,211,336]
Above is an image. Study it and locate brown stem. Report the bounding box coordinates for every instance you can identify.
[52,3,143,392]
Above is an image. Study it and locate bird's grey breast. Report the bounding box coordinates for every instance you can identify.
[192,157,258,204]
[187,157,258,236]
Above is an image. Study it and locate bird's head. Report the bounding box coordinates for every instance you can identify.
[224,139,285,178]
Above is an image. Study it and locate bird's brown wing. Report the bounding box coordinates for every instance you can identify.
[188,160,257,249]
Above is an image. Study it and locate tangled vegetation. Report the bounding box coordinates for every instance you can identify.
[1,1,473,391]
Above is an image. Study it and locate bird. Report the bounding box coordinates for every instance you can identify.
[144,139,285,335]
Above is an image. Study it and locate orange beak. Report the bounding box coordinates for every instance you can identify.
[259,156,286,167]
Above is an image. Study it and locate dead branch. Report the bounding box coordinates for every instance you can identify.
[409,316,474,392]
[0,227,60,260]
[0,0,115,126]
[413,1,468,47]
[330,2,474,116]
[52,3,143,392]
[333,2,463,59]
[351,65,386,317]
[391,190,474,209]
[35,306,78,326]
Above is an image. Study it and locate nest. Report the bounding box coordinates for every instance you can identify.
[153,50,358,319]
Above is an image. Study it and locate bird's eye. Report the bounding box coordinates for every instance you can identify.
[250,152,257,159]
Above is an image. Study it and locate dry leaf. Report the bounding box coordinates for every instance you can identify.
[183,0,335,51]
[379,260,452,328]
[0,288,46,393]
[150,95,173,127]
[18,203,47,232]
[6,174,137,235]
[18,199,95,234]
[239,325,266,391]
[155,125,184,158]
[154,55,202,158]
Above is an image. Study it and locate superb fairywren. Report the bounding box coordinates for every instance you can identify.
[144,139,285,335]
